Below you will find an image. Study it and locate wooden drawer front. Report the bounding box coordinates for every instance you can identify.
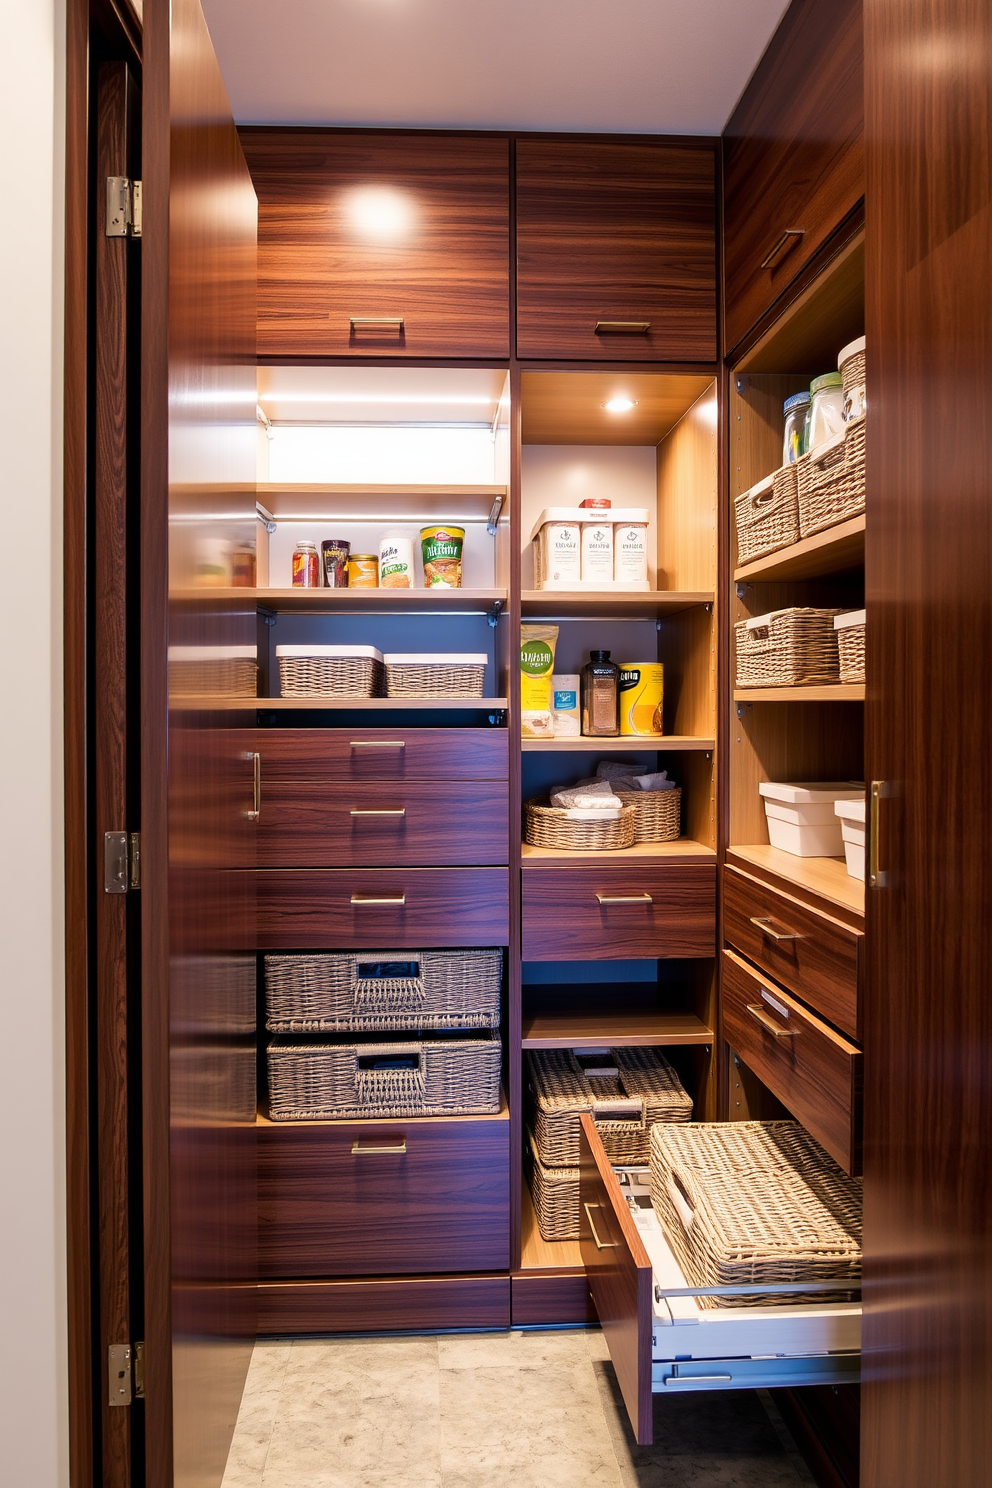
[257,728,508,783]
[722,950,862,1175]
[723,0,863,353]
[258,1114,510,1277]
[258,867,509,948]
[242,131,510,359]
[257,779,508,868]
[515,140,717,362]
[521,860,715,961]
[724,868,861,1041]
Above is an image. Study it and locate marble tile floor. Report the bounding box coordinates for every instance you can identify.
[221,1329,819,1488]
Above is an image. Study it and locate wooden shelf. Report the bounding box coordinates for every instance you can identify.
[521,837,716,864]
[521,589,712,618]
[734,516,865,583]
[175,586,507,614]
[518,1181,583,1275]
[522,986,713,1049]
[173,695,509,712]
[521,735,714,753]
[734,684,865,702]
[257,483,506,523]
[728,844,865,918]
[255,1098,510,1129]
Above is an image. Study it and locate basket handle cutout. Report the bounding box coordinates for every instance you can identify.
[356,959,421,981]
[357,1052,420,1072]
[668,1171,696,1232]
[592,1099,643,1124]
[750,488,776,510]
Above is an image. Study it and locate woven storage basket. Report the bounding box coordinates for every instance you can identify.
[649,1120,862,1309]
[527,1047,692,1170]
[169,647,257,698]
[615,788,681,843]
[525,1129,581,1243]
[267,1031,501,1120]
[835,612,866,685]
[264,948,501,1033]
[734,465,801,567]
[797,416,866,538]
[276,645,385,699]
[735,608,842,688]
[384,654,487,698]
[523,797,636,852]
[839,341,866,416]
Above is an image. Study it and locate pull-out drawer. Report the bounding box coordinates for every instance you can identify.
[578,1115,861,1446]
[256,728,508,783]
[257,867,510,948]
[258,1108,510,1278]
[522,855,716,960]
[721,950,862,1174]
[257,778,509,867]
[724,867,862,1040]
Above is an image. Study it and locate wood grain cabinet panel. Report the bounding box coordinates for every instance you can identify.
[522,858,715,960]
[258,1113,510,1277]
[257,867,509,948]
[724,867,862,1041]
[515,139,717,362]
[722,949,862,1174]
[240,130,510,358]
[256,728,508,783]
[723,0,863,353]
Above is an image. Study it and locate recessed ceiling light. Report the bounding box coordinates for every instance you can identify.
[603,396,637,413]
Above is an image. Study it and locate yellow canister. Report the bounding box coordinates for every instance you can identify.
[619,662,664,736]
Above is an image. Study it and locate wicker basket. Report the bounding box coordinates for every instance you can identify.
[734,465,801,567]
[649,1120,862,1309]
[797,416,866,538]
[525,1130,581,1243]
[614,788,681,843]
[735,608,842,688]
[264,948,502,1033]
[276,645,385,699]
[384,654,487,698]
[839,339,866,420]
[169,646,258,698]
[523,797,636,851]
[835,611,866,685]
[267,1031,501,1120]
[527,1047,692,1169]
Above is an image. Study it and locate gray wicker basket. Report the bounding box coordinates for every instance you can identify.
[649,1120,862,1309]
[797,416,866,538]
[735,607,842,688]
[267,1032,501,1120]
[734,464,800,567]
[276,645,385,698]
[264,948,502,1033]
[527,1047,692,1170]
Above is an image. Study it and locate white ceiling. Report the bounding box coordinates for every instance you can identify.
[201,0,791,134]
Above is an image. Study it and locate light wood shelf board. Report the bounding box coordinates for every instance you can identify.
[521,735,714,754]
[173,695,509,712]
[521,589,712,618]
[728,845,865,918]
[520,372,713,446]
[734,684,865,702]
[521,837,716,864]
[257,483,507,523]
[518,1180,584,1274]
[175,586,508,614]
[522,1008,713,1049]
[733,516,865,583]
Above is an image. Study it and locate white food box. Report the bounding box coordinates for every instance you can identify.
[764,814,846,858]
[759,781,865,805]
[763,800,844,827]
[530,507,651,591]
[834,609,866,632]
[834,796,867,880]
[760,781,863,857]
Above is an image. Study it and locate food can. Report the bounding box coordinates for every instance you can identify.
[321,538,350,588]
[347,553,378,589]
[379,532,415,589]
[420,525,465,588]
[619,662,664,736]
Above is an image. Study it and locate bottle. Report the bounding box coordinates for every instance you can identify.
[291,539,319,588]
[581,650,620,737]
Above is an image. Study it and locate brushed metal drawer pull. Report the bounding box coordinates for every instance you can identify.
[351,1140,407,1155]
[351,894,407,906]
[350,808,407,817]
[246,751,261,822]
[594,320,650,334]
[746,1003,798,1038]
[759,228,805,270]
[663,1375,734,1387]
[749,915,801,942]
[596,893,653,905]
[583,1202,616,1251]
[350,740,405,749]
[350,316,404,331]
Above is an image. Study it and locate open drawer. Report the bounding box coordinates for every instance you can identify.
[577,1113,861,1445]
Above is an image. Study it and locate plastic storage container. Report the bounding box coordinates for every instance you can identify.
[834,797,867,881]
[530,507,651,590]
[759,781,865,858]
[783,390,811,464]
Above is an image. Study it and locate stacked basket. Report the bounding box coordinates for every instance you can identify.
[735,608,843,688]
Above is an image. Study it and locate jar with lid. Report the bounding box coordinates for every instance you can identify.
[291,539,320,588]
[581,650,620,737]
[348,553,379,589]
[837,336,867,423]
[782,391,811,465]
[805,372,845,454]
[230,541,256,588]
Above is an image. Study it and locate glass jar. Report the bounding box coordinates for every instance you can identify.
[348,553,379,589]
[581,650,620,737]
[782,391,811,465]
[291,539,320,588]
[230,541,256,588]
[805,372,846,454]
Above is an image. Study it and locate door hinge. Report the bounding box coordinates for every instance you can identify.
[104,831,141,893]
[108,1342,144,1406]
[106,176,142,238]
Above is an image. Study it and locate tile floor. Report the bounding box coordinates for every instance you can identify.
[221,1329,818,1488]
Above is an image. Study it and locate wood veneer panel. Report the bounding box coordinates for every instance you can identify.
[521,857,715,961]
[255,727,508,781]
[511,1275,597,1326]
[520,372,713,445]
[258,1276,511,1335]
[734,516,866,583]
[656,384,719,593]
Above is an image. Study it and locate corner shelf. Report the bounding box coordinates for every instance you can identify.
[728,844,865,919]
[521,838,716,865]
[521,735,714,754]
[734,684,865,702]
[734,515,865,583]
[521,589,712,619]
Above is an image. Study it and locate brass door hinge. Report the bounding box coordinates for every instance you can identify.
[104,831,140,893]
[106,176,142,238]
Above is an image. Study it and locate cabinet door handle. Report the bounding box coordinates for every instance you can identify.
[349,316,404,332]
[596,892,653,905]
[749,915,801,942]
[746,1003,798,1038]
[869,780,890,889]
[760,228,805,270]
[351,894,406,906]
[594,320,650,334]
[349,740,405,749]
[583,1202,616,1251]
[245,752,261,822]
[350,808,407,817]
[351,1140,407,1155]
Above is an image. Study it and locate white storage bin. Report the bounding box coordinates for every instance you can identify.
[759,781,865,806]
[763,801,844,827]
[764,815,846,858]
[759,781,864,858]
[835,797,867,881]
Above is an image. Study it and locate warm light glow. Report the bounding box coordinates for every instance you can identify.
[603,396,637,413]
[342,185,416,243]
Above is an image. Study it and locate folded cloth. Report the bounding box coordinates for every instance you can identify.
[631,771,677,792]
[596,760,638,781]
[564,805,624,820]
[552,780,623,810]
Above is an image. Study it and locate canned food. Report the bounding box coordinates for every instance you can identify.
[421,525,465,588]
[321,538,350,588]
[379,533,415,588]
[619,662,664,736]
[348,554,378,589]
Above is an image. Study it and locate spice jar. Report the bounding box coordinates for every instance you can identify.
[291,539,320,588]
[230,541,256,588]
[782,391,811,465]
[805,373,846,454]
[348,553,379,589]
[581,650,620,737]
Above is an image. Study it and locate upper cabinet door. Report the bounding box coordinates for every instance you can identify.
[723,0,863,356]
[515,140,718,363]
[241,131,511,358]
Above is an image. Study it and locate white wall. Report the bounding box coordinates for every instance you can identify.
[0,0,68,1484]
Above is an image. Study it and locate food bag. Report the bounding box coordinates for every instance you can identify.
[520,624,559,738]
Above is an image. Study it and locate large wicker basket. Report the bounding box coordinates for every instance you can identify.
[384,654,487,698]
[835,611,866,685]
[267,1031,501,1120]
[649,1120,862,1309]
[264,948,502,1033]
[169,646,258,698]
[797,416,866,538]
[527,1047,692,1169]
[615,788,681,842]
[735,608,842,688]
[276,645,385,698]
[734,465,801,567]
[525,1130,581,1243]
[524,797,636,851]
